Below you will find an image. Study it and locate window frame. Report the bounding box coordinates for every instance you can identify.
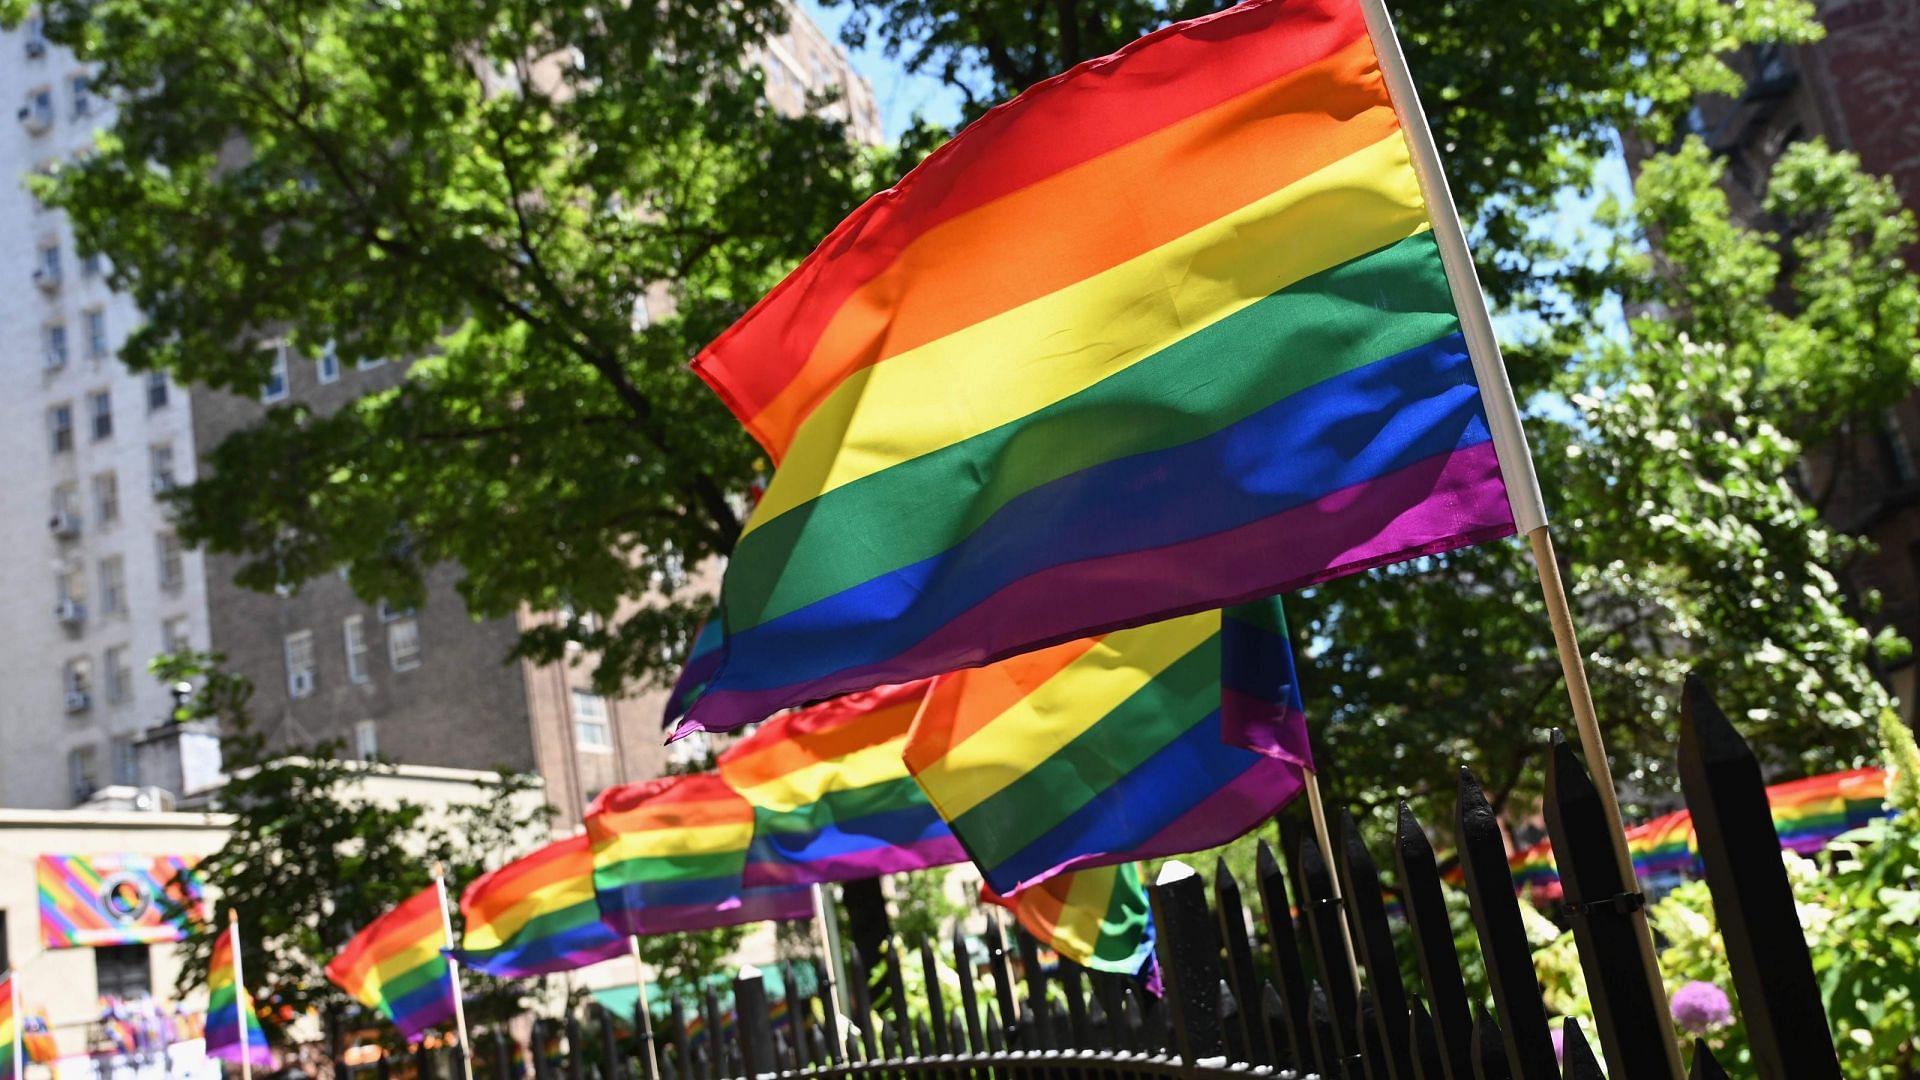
[260,342,290,403]
[387,617,421,672]
[284,629,317,698]
[88,388,112,441]
[343,615,370,684]
[48,403,73,454]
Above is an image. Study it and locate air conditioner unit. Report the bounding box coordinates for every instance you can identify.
[18,103,51,135]
[32,266,60,292]
[64,689,90,713]
[24,39,45,59]
[289,670,315,698]
[54,597,85,625]
[49,511,80,538]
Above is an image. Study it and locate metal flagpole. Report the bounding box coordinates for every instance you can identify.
[808,883,848,1060]
[626,936,661,1080]
[1300,772,1361,976]
[1352,0,1684,1072]
[432,867,477,1080]
[225,912,253,1080]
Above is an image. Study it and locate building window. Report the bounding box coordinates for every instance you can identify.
[64,656,93,698]
[572,689,612,750]
[261,343,289,403]
[342,615,370,684]
[376,599,415,623]
[45,322,68,369]
[111,736,138,787]
[84,308,108,359]
[89,388,112,440]
[150,443,176,492]
[145,371,169,411]
[49,403,73,454]
[95,945,151,1000]
[52,480,80,525]
[387,617,421,671]
[58,560,87,608]
[99,555,125,615]
[354,720,379,762]
[36,241,61,286]
[161,615,190,655]
[105,645,132,704]
[80,249,101,277]
[94,471,119,526]
[157,533,184,591]
[70,74,91,118]
[284,630,316,698]
[69,745,100,803]
[317,343,341,385]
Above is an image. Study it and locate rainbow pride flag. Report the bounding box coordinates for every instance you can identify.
[677,0,1525,734]
[904,600,1309,894]
[717,681,967,886]
[206,923,272,1067]
[588,775,814,935]
[451,835,628,979]
[663,618,725,729]
[20,1015,55,1065]
[1,972,18,1080]
[324,886,457,1043]
[984,864,1155,977]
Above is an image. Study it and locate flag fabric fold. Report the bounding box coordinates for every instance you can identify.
[678,0,1520,734]
[905,599,1309,895]
[984,864,1155,978]
[450,835,629,979]
[206,925,273,1067]
[324,887,458,1044]
[717,680,968,886]
[587,775,815,936]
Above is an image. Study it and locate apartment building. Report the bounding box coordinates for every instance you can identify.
[0,4,882,821]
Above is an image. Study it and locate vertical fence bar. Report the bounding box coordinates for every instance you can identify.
[1335,810,1416,1080]
[1543,734,1680,1079]
[1015,930,1053,1049]
[1146,860,1224,1064]
[1677,675,1842,1079]
[1396,802,1475,1080]
[983,918,1019,1051]
[1253,841,1311,1071]
[1298,832,1363,1073]
[1688,1039,1731,1080]
[1558,1018,1601,1080]
[1212,860,1269,1065]
[593,1005,623,1080]
[565,1015,585,1080]
[954,926,984,1055]
[1470,1004,1511,1080]
[668,1002,690,1080]
[1354,990,1387,1080]
[735,967,776,1078]
[1306,984,1341,1080]
[530,1021,551,1080]
[1455,768,1558,1079]
[492,1029,512,1080]
[919,940,949,1056]
[1409,998,1443,1080]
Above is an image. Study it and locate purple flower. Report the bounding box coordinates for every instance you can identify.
[1550,1026,1566,1063]
[1669,980,1734,1035]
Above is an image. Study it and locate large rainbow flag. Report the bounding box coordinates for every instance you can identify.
[37,854,205,948]
[984,864,1155,978]
[206,923,272,1067]
[904,600,1309,894]
[676,0,1527,734]
[451,836,629,979]
[324,886,458,1043]
[716,681,967,886]
[587,775,814,935]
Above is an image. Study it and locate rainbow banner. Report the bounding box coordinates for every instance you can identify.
[324,886,457,1043]
[588,775,815,936]
[905,600,1309,895]
[984,864,1155,977]
[451,836,628,979]
[716,681,967,886]
[205,923,272,1067]
[2,973,18,1080]
[676,0,1527,734]
[38,855,205,948]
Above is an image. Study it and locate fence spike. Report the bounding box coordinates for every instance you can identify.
[564,1014,585,1080]
[1456,767,1560,1079]
[881,935,915,1057]
[1355,989,1389,1080]
[1678,674,1843,1079]
[1298,830,1364,1067]
[948,926,982,1056]
[1470,1003,1512,1080]
[1219,979,1249,1066]
[1060,959,1092,1051]
[1688,1038,1731,1080]
[528,1021,549,1080]
[1336,809,1417,1080]
[983,917,1020,1050]
[1397,801,1477,1080]
[987,1005,1007,1054]
[1212,859,1270,1065]
[1260,984,1294,1074]
[1557,1017,1602,1080]
[1121,985,1144,1053]
[1409,998,1444,1080]
[733,966,777,1078]
[1015,928,1053,1049]
[1146,859,1225,1063]
[1543,732,1682,1079]
[1254,840,1312,1069]
[915,939,947,1056]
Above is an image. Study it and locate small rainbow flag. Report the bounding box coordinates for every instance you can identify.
[717,681,967,886]
[588,775,814,936]
[1,972,19,1080]
[1770,766,1889,853]
[676,0,1526,734]
[21,1015,56,1065]
[985,864,1155,977]
[206,922,272,1067]
[451,835,629,979]
[904,600,1309,895]
[324,886,458,1044]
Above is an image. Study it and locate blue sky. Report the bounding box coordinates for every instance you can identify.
[800,0,964,138]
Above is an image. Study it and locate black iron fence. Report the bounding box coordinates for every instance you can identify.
[367,675,1852,1080]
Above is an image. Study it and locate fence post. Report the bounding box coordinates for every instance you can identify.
[564,1014,584,1080]
[1409,998,1443,1080]
[1296,832,1363,1074]
[701,989,725,1080]
[1688,1038,1731,1080]
[1306,983,1342,1080]
[492,1029,512,1080]
[1677,675,1843,1079]
[917,941,948,1055]
[952,925,983,1054]
[1469,1004,1510,1080]
[1543,734,1680,1079]
[1558,1018,1602,1080]
[1253,841,1311,1070]
[983,917,1019,1050]
[1335,810,1416,1080]
[1396,802,1476,1080]
[734,967,776,1078]
[1213,859,1269,1065]
[1455,767,1558,1079]
[1146,860,1224,1064]
[529,1021,550,1080]
[593,1005,624,1080]
[1015,929,1053,1049]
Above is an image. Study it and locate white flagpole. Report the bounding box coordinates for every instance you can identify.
[1353,0,1683,1072]
[808,884,848,1060]
[432,868,476,1080]
[225,912,253,1080]
[626,935,660,1080]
